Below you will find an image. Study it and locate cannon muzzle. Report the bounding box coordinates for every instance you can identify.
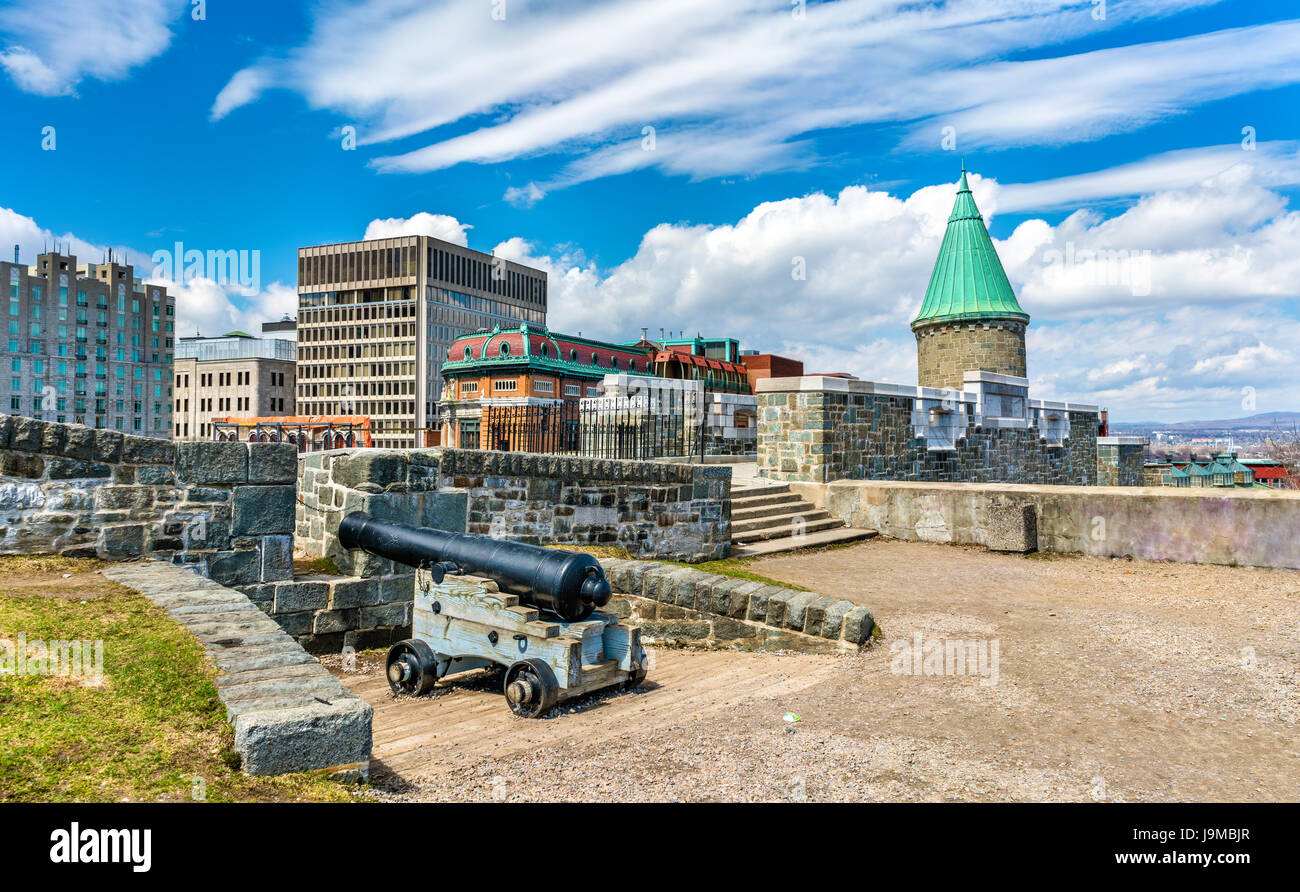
[337,512,613,622]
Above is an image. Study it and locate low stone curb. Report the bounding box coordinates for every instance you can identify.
[102,560,372,778]
[599,558,877,649]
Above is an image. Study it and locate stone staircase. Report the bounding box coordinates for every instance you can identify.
[728,482,876,557]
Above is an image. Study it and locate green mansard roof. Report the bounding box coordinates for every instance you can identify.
[911,167,1029,330]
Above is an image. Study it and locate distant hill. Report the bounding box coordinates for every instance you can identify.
[1110,412,1300,432]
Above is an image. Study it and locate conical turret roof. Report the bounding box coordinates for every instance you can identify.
[911,167,1029,330]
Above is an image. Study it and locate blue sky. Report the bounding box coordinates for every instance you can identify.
[3,0,1299,421]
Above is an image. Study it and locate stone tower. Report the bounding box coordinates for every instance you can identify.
[912,167,1029,390]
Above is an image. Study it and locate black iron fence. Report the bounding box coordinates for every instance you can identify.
[481,394,704,460]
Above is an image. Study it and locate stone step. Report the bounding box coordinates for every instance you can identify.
[730,495,808,518]
[732,509,833,535]
[731,482,790,498]
[731,491,802,510]
[728,528,878,557]
[733,515,846,542]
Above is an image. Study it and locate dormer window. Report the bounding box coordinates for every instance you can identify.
[540,342,549,357]
[591,352,599,365]
[500,342,510,357]
[463,345,471,360]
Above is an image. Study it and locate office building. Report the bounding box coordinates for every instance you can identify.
[295,235,547,448]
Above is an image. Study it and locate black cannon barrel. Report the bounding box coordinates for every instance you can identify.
[337,512,613,622]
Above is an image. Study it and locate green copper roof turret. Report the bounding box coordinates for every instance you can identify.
[911,167,1029,330]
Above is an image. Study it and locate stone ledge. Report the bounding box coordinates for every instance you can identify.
[601,557,877,648]
[102,560,372,777]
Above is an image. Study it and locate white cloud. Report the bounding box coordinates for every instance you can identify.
[204,0,1300,201]
[0,0,181,95]
[362,212,471,245]
[0,202,294,341]
[165,278,298,339]
[483,154,1300,420]
[210,66,272,122]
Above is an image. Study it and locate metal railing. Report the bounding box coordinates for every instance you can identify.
[480,391,704,460]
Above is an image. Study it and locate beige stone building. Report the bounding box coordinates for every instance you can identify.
[172,332,296,440]
[295,234,547,448]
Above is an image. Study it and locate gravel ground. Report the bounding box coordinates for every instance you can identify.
[336,540,1299,802]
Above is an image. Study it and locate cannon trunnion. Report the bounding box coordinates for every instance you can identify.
[338,511,648,717]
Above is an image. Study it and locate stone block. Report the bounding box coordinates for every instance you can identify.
[248,443,298,484]
[985,504,1037,552]
[641,620,710,640]
[47,459,112,480]
[842,606,877,645]
[330,578,383,609]
[314,609,359,634]
[360,603,408,628]
[209,549,263,588]
[260,534,295,582]
[379,574,415,604]
[136,464,175,485]
[0,414,10,449]
[818,599,855,640]
[332,451,408,490]
[274,579,331,613]
[63,425,96,460]
[711,617,757,639]
[99,524,145,557]
[708,578,748,617]
[232,485,296,535]
[781,591,822,631]
[1,453,44,479]
[178,441,247,484]
[800,596,838,637]
[121,434,175,465]
[233,699,372,776]
[93,429,124,464]
[9,416,43,452]
[39,421,67,456]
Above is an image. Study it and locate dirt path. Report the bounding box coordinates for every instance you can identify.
[333,540,1299,802]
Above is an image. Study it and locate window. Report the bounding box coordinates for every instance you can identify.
[459,381,479,395]
[611,357,619,370]
[591,352,599,365]
[570,349,578,362]
[458,420,480,450]
[493,379,518,392]
[534,379,553,393]
[463,345,471,360]
[540,342,549,357]
[499,342,510,357]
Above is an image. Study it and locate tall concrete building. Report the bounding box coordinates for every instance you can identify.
[295,234,547,448]
[911,167,1030,390]
[172,331,297,440]
[3,248,175,437]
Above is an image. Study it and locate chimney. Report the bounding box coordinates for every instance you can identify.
[12,244,17,264]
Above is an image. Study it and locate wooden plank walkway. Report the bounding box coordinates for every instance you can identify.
[333,648,841,781]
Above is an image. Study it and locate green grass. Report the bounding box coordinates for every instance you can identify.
[0,556,354,803]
